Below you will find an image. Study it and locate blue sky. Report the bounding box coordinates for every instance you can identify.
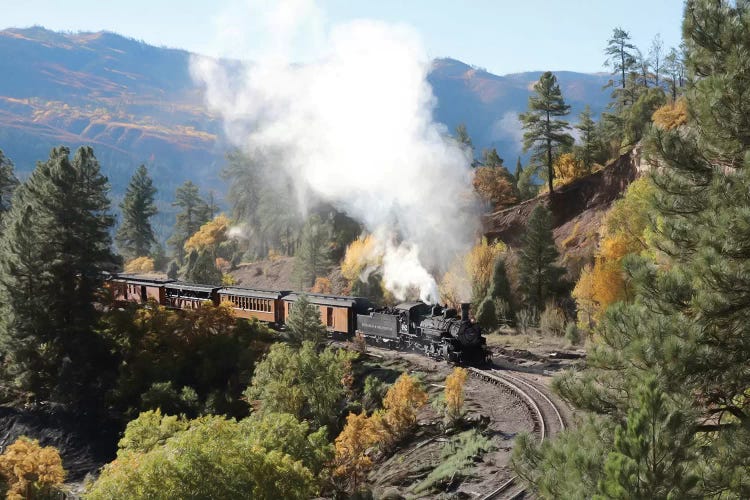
[2,0,685,75]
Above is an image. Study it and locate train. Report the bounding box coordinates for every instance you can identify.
[107,273,491,365]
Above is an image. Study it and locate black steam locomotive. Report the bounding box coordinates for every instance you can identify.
[356,301,490,365]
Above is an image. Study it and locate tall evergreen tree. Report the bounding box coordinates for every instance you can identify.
[182,249,222,285]
[482,148,504,168]
[293,214,332,289]
[116,165,157,260]
[575,106,600,174]
[514,156,523,182]
[649,34,665,88]
[664,47,685,102]
[454,123,474,160]
[517,205,565,309]
[284,294,327,346]
[519,72,574,193]
[0,146,117,405]
[0,150,19,219]
[167,181,209,265]
[605,27,638,92]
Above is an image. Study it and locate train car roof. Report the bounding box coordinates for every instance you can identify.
[165,282,221,292]
[111,273,174,286]
[218,287,289,299]
[282,292,371,309]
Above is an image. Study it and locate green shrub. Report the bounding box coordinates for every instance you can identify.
[516,307,538,335]
[476,296,498,331]
[414,430,494,493]
[565,322,581,346]
[539,303,566,336]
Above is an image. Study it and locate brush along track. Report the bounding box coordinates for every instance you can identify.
[469,367,567,500]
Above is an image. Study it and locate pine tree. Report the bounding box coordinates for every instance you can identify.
[183,249,222,285]
[116,165,157,260]
[0,150,19,219]
[575,105,600,174]
[514,156,523,182]
[293,214,332,289]
[489,255,514,320]
[605,27,638,92]
[517,205,565,309]
[649,34,665,88]
[0,146,117,405]
[597,378,698,499]
[167,181,209,265]
[664,47,685,102]
[482,148,504,168]
[285,294,327,346]
[519,72,574,193]
[455,123,474,159]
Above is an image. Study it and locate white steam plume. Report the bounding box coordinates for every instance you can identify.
[192,1,481,303]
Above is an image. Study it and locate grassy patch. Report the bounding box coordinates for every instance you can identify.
[413,429,494,493]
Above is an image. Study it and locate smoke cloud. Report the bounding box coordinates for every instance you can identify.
[191,0,481,303]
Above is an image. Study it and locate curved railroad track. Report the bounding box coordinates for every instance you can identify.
[469,366,567,500]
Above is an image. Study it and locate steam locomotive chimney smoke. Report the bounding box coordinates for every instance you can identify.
[461,303,470,322]
[192,0,481,304]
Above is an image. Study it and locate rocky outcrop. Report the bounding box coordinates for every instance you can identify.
[483,148,642,275]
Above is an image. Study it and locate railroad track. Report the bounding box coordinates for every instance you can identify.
[469,367,567,500]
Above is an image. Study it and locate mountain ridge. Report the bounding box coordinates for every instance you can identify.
[0,27,611,204]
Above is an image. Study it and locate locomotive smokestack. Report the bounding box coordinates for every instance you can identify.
[461,303,470,322]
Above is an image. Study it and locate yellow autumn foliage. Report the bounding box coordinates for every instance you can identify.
[124,256,155,274]
[184,214,230,253]
[333,412,380,488]
[572,177,655,325]
[553,152,588,187]
[311,277,333,294]
[441,237,507,307]
[0,437,66,500]
[341,235,380,282]
[381,373,428,443]
[445,367,468,422]
[652,97,688,130]
[472,166,519,207]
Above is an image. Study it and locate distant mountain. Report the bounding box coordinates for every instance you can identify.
[428,58,610,161]
[0,27,612,217]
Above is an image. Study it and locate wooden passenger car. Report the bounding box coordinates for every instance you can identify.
[281,293,371,335]
[217,287,289,324]
[164,282,220,310]
[109,274,173,305]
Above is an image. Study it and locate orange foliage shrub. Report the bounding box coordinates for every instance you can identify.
[440,238,506,308]
[652,97,688,130]
[184,214,230,253]
[553,152,588,187]
[572,178,655,324]
[124,256,155,274]
[381,373,428,443]
[445,367,468,422]
[311,277,333,294]
[472,166,519,207]
[333,412,380,488]
[341,235,380,282]
[0,437,66,500]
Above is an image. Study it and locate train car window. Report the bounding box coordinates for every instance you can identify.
[326,307,333,327]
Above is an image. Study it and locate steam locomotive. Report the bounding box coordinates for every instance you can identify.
[108,274,490,365]
[357,302,489,364]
